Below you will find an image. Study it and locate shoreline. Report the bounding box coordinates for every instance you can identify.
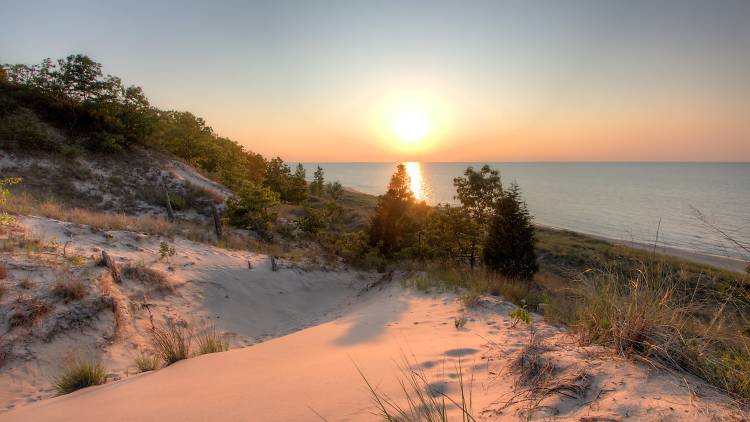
[538,224,748,274]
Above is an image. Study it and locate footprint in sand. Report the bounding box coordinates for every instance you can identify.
[444,348,480,357]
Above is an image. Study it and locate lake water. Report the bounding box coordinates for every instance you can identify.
[300,162,750,261]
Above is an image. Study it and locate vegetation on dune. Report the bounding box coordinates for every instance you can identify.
[53,357,107,395]
[149,321,192,366]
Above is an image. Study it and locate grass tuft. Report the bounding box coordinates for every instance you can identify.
[195,325,229,356]
[133,353,161,373]
[53,357,107,395]
[9,295,51,328]
[0,262,7,279]
[149,321,192,365]
[356,355,475,422]
[52,278,88,301]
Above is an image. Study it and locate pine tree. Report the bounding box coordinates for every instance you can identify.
[310,166,325,196]
[369,164,419,256]
[482,182,538,280]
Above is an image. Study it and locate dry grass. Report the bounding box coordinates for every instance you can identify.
[195,325,229,356]
[18,278,33,289]
[356,355,475,422]
[0,262,7,280]
[52,278,88,301]
[0,280,6,300]
[9,295,51,328]
[123,264,172,292]
[149,321,192,365]
[500,332,590,417]
[133,353,160,373]
[53,356,107,395]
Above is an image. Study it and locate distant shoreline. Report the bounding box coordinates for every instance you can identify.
[539,224,748,274]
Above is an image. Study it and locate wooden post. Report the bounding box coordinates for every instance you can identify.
[160,177,175,221]
[211,205,223,241]
[271,256,279,272]
[101,250,122,284]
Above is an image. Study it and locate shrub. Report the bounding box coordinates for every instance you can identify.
[168,193,187,211]
[133,353,160,373]
[158,241,176,261]
[52,279,88,301]
[149,321,192,365]
[483,183,538,280]
[224,182,280,239]
[195,325,229,356]
[508,306,531,327]
[9,295,50,327]
[0,107,64,150]
[53,357,107,395]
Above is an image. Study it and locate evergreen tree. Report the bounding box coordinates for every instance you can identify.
[482,183,538,280]
[310,166,325,196]
[326,180,343,201]
[369,164,421,256]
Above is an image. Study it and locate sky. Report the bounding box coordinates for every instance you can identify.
[2,0,749,162]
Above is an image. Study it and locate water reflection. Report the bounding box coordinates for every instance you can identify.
[403,161,425,201]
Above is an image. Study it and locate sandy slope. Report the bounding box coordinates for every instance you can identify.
[0,216,376,411]
[2,282,741,421]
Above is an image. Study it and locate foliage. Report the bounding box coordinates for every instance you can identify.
[422,204,483,265]
[294,206,328,236]
[453,165,503,225]
[0,177,21,225]
[369,164,429,257]
[310,165,325,196]
[223,182,280,239]
[508,306,531,326]
[325,180,343,201]
[158,241,176,261]
[263,158,307,203]
[53,357,107,395]
[482,183,538,280]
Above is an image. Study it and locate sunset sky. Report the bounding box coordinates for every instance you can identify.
[2,0,749,162]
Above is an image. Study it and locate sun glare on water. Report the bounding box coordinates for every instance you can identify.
[404,161,425,201]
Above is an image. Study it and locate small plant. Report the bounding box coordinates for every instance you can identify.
[158,241,176,261]
[0,177,22,225]
[18,278,33,289]
[356,355,474,422]
[0,263,7,279]
[195,325,229,356]
[133,353,160,373]
[9,295,50,328]
[149,321,192,365]
[508,305,531,327]
[53,357,107,395]
[52,278,88,301]
[454,316,468,329]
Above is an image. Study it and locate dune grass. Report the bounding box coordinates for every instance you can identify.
[149,321,192,365]
[195,325,229,356]
[123,264,172,292]
[52,278,88,301]
[133,353,161,373]
[355,356,474,422]
[53,357,107,395]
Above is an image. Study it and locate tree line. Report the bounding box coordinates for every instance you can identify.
[0,54,316,220]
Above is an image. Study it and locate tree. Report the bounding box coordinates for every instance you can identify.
[326,181,343,201]
[422,204,482,264]
[453,165,503,224]
[452,164,504,268]
[310,166,325,196]
[223,182,280,240]
[287,163,308,203]
[482,183,538,280]
[369,164,427,257]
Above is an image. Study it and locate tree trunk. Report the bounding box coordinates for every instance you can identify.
[160,178,174,221]
[211,205,223,241]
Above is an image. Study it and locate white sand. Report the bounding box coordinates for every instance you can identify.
[0,217,744,421]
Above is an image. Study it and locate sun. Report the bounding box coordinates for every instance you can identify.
[392,109,430,144]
